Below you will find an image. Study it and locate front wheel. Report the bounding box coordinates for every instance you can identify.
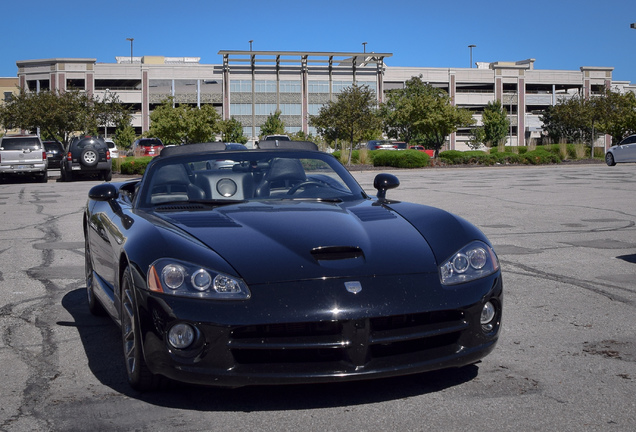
[121,266,161,391]
[605,152,616,166]
[85,236,106,316]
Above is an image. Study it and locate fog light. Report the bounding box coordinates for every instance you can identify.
[167,323,195,349]
[481,302,496,331]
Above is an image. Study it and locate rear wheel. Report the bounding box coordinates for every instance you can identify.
[121,266,161,391]
[39,171,48,183]
[605,152,616,166]
[102,170,112,181]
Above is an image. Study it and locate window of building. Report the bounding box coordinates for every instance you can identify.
[332,81,353,93]
[255,80,277,93]
[255,103,277,115]
[231,80,252,93]
[308,103,325,115]
[280,104,301,115]
[230,103,252,115]
[280,81,301,93]
[308,81,329,93]
[67,79,85,90]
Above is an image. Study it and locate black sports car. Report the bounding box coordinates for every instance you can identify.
[84,141,502,391]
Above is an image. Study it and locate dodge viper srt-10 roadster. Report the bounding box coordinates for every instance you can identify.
[84,140,503,391]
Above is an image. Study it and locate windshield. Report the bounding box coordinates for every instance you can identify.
[136,151,364,208]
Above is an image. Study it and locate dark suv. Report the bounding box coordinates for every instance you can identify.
[61,136,112,181]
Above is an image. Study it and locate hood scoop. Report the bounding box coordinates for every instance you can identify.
[311,246,365,266]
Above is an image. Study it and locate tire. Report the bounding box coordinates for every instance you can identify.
[85,236,106,316]
[39,171,48,183]
[121,266,161,391]
[80,147,99,167]
[64,169,73,182]
[605,152,616,166]
[102,170,112,181]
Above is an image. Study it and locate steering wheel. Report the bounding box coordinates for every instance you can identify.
[287,181,324,195]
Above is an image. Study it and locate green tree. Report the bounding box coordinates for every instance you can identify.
[594,88,636,144]
[468,126,486,150]
[310,84,381,164]
[218,117,247,144]
[380,76,474,157]
[148,99,221,145]
[541,94,599,149]
[114,124,137,151]
[482,100,510,147]
[0,89,130,146]
[259,110,286,137]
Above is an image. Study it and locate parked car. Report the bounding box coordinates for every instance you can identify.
[0,134,48,183]
[105,139,119,158]
[366,140,406,150]
[43,140,65,169]
[84,140,503,391]
[605,134,636,166]
[366,140,396,150]
[61,136,112,182]
[409,145,435,157]
[132,138,164,157]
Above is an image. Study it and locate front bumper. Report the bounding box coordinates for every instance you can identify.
[135,272,503,387]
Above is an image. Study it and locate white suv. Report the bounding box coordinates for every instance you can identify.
[0,135,48,183]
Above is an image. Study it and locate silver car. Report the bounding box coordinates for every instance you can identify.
[606,134,636,166]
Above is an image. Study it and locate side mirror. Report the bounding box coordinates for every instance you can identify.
[89,183,118,201]
[373,173,400,201]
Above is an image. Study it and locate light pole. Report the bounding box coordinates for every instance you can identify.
[468,44,476,68]
[362,42,367,53]
[249,40,253,51]
[126,38,134,63]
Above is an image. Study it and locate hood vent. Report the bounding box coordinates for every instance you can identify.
[166,213,241,228]
[311,246,364,261]
[350,206,397,222]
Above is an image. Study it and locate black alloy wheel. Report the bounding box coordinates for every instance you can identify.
[121,266,161,391]
[85,235,106,316]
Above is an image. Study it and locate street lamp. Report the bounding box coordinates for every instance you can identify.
[468,44,476,68]
[249,40,253,51]
[362,42,367,53]
[126,38,134,63]
[631,23,636,29]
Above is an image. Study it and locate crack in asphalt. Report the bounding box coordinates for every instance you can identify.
[0,190,66,431]
[501,259,636,307]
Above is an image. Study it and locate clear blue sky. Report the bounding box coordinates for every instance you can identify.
[3,0,635,83]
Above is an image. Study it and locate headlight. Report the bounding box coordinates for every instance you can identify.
[439,241,499,286]
[148,258,250,300]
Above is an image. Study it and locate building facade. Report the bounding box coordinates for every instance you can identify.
[15,51,634,149]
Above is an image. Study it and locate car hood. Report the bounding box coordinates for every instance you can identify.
[156,200,438,285]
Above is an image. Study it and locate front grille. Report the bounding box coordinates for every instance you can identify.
[228,310,466,367]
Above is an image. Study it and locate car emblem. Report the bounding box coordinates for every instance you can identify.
[345,281,362,294]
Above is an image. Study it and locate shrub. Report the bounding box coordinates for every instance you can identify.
[372,150,430,168]
[120,156,153,175]
[521,149,561,165]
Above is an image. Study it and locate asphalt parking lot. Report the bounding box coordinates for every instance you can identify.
[0,163,635,431]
